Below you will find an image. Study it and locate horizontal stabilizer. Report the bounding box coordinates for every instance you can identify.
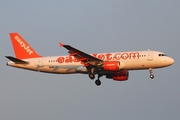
[5,56,28,64]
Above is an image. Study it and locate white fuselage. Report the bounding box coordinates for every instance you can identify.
[7,51,174,74]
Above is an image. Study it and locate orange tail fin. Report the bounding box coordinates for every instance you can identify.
[9,33,42,59]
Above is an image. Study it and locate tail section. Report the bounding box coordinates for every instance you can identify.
[9,33,42,59]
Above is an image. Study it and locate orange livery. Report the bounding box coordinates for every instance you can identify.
[6,32,174,86]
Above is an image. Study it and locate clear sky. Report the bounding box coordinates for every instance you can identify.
[0,0,180,120]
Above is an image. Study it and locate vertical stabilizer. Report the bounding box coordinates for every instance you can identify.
[9,33,42,59]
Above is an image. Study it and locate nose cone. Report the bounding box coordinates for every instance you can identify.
[168,57,174,65]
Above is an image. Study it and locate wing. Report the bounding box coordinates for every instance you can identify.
[59,43,103,66]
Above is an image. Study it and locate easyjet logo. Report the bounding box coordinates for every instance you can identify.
[15,36,33,55]
[57,52,140,64]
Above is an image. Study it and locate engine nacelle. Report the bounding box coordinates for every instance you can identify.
[106,70,129,81]
[103,61,125,71]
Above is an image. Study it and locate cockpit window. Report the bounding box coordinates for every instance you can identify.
[163,54,167,56]
[159,54,167,56]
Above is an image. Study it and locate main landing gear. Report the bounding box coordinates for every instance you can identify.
[89,73,95,79]
[95,74,102,86]
[95,79,101,86]
[88,68,95,80]
[88,73,102,86]
[149,68,154,79]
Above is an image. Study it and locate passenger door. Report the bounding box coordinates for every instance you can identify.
[147,50,153,61]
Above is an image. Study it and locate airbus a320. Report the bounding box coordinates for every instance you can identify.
[6,33,174,86]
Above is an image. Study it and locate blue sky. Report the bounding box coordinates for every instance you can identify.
[0,0,180,120]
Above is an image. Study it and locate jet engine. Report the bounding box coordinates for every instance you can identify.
[103,61,125,71]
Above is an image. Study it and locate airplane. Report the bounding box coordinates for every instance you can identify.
[5,33,174,86]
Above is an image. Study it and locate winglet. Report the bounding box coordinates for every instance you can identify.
[59,43,64,47]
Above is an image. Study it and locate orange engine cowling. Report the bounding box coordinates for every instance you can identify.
[106,70,129,81]
[103,61,120,71]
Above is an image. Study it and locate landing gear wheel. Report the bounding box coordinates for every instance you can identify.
[95,80,101,86]
[150,74,154,79]
[149,68,154,79]
[89,73,95,80]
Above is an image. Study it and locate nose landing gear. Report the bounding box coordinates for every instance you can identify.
[149,68,154,79]
[150,74,154,79]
